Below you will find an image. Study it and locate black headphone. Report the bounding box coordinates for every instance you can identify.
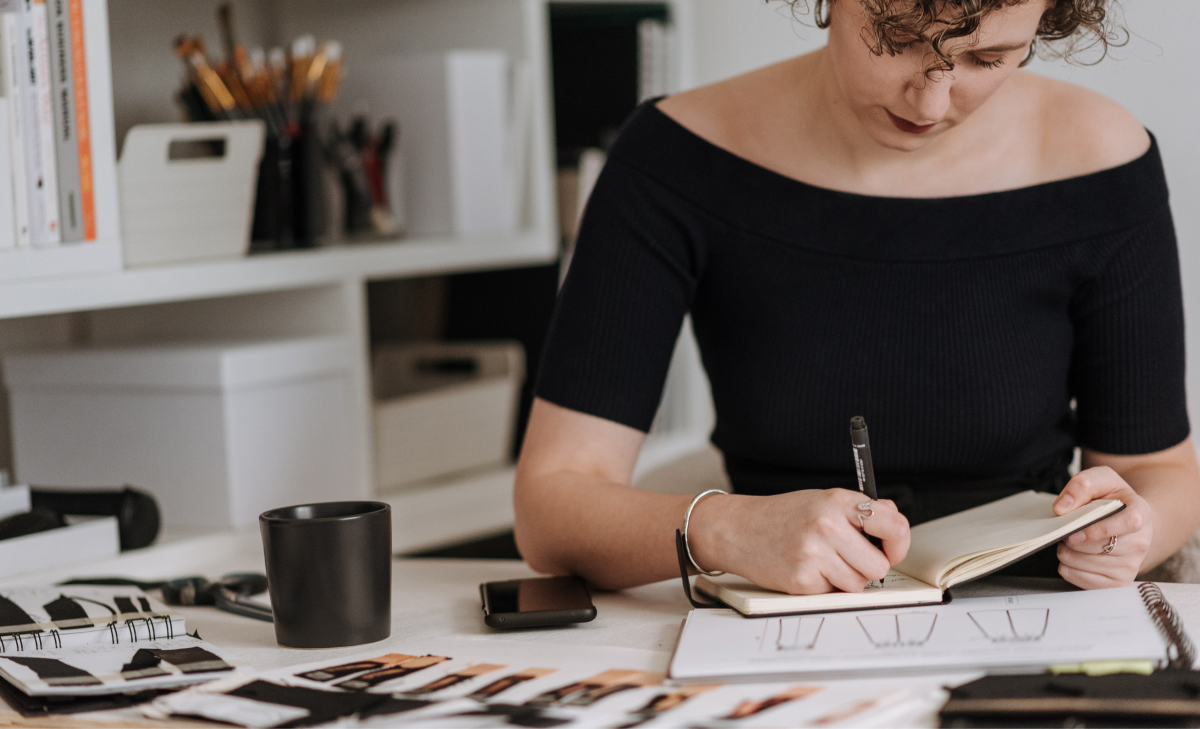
[0,486,160,550]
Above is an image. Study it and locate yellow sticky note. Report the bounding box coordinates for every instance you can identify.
[1049,661,1155,676]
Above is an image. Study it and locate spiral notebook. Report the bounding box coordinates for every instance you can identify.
[0,586,238,697]
[0,586,182,650]
[0,634,240,697]
[668,583,1196,683]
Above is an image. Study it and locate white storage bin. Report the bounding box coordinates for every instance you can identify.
[118,121,264,267]
[4,336,359,528]
[0,483,30,519]
[0,517,119,579]
[373,341,523,489]
[340,51,528,237]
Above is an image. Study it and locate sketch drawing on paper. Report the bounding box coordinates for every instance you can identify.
[856,612,937,647]
[968,609,1049,642]
[760,617,825,652]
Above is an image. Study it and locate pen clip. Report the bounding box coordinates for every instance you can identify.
[675,530,724,609]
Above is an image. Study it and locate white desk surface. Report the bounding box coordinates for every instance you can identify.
[3,530,1200,727]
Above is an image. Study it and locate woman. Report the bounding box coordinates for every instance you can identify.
[514,0,1200,596]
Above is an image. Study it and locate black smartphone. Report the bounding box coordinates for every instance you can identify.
[480,576,596,629]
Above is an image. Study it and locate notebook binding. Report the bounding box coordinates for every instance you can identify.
[0,616,177,652]
[1138,582,1197,669]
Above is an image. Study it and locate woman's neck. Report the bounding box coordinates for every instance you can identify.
[656,47,1143,198]
[802,48,1031,196]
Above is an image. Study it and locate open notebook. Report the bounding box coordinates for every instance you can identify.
[696,491,1124,616]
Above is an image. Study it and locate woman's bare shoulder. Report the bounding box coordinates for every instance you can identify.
[1025,73,1151,178]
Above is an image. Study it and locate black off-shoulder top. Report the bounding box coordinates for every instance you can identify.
[536,101,1189,523]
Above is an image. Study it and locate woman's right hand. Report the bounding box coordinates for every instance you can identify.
[687,488,911,595]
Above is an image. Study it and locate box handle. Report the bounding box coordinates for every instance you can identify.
[118,121,265,172]
[168,138,227,162]
[415,357,479,375]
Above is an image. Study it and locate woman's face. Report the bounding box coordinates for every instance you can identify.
[825,0,1048,151]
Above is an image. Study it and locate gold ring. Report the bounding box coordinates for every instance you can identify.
[1103,536,1117,554]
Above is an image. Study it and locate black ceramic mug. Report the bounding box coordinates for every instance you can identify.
[259,501,391,648]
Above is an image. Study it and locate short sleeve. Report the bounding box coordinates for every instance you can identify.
[535,155,705,432]
[1070,204,1190,454]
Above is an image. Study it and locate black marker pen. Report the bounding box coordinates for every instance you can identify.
[850,416,884,555]
[850,416,878,500]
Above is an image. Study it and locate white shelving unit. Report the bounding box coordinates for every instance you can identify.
[0,231,555,320]
[0,0,713,553]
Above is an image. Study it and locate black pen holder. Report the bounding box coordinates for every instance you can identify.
[250,120,330,251]
[325,115,400,240]
[249,133,293,251]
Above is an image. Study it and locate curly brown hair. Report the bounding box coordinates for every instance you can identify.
[791,0,1121,75]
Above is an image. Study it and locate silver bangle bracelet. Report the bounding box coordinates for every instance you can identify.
[682,489,727,577]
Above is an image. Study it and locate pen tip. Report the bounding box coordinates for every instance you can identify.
[850,416,865,430]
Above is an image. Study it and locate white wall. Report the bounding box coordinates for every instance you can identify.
[1029,4,1200,440]
[687,0,1200,446]
[692,0,824,83]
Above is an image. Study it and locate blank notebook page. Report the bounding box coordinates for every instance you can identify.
[894,492,1120,588]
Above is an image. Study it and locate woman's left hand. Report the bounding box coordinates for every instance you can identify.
[1053,466,1153,589]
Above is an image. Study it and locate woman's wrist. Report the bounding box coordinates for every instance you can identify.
[686,491,736,575]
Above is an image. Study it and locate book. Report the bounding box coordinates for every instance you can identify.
[14,0,60,246]
[696,491,1124,616]
[66,0,92,240]
[636,18,670,102]
[668,582,1195,683]
[939,671,1200,727]
[45,0,81,242]
[28,0,59,246]
[0,586,238,697]
[3,11,30,247]
[0,22,15,251]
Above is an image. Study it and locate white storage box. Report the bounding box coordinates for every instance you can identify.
[0,517,119,579]
[340,51,527,236]
[0,483,30,519]
[119,121,264,267]
[373,341,523,489]
[4,336,359,528]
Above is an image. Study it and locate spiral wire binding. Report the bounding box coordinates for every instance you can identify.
[1138,582,1197,669]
